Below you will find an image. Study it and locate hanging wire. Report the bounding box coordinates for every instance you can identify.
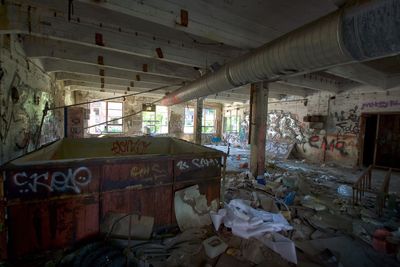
[84,98,161,130]
[47,83,182,111]
[34,84,180,148]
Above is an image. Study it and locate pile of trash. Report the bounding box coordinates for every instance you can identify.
[54,160,400,267]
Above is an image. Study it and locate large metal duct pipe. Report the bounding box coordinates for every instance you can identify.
[161,0,400,105]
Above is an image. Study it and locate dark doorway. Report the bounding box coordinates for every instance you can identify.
[362,114,378,167]
[375,114,400,168]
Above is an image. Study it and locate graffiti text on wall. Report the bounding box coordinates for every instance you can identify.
[266,141,294,159]
[0,70,59,164]
[332,106,360,135]
[361,100,400,110]
[308,135,352,156]
[12,167,92,194]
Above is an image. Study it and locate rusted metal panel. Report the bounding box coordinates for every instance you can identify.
[5,164,100,200]
[0,172,6,260]
[0,137,225,261]
[7,195,99,258]
[100,186,172,226]
[153,186,173,226]
[174,156,221,181]
[0,200,6,260]
[101,159,172,191]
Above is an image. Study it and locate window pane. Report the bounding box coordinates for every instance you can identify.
[202,108,215,133]
[108,102,122,110]
[106,102,123,132]
[155,106,168,134]
[89,101,107,134]
[184,107,194,134]
[107,125,122,132]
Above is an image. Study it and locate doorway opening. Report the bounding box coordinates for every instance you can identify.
[362,114,378,167]
[360,113,400,169]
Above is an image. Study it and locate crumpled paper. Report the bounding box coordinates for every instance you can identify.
[210,199,292,239]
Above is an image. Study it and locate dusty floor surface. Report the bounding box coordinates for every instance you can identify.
[211,144,400,267]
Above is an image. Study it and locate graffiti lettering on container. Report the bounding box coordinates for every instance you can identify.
[361,100,400,110]
[111,139,151,155]
[12,167,92,194]
[130,163,168,180]
[176,161,189,170]
[176,158,220,171]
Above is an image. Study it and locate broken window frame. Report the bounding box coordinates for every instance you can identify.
[202,108,216,134]
[184,107,195,134]
[142,105,169,134]
[88,101,123,134]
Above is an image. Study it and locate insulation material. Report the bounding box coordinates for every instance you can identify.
[210,199,292,239]
[174,184,218,231]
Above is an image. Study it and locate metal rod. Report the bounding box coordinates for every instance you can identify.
[83,98,161,130]
[48,84,181,111]
[34,102,49,149]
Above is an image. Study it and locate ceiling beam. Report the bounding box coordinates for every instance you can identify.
[2,2,239,67]
[22,36,200,80]
[74,0,336,49]
[326,63,399,89]
[75,0,271,49]
[41,59,186,85]
[69,85,248,103]
[226,83,315,98]
[68,85,165,99]
[278,74,342,93]
[54,72,178,89]
[63,80,181,92]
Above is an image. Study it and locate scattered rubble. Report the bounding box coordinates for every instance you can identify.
[54,159,399,267]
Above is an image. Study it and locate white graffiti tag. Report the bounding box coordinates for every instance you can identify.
[176,158,220,171]
[13,166,92,194]
[192,158,219,168]
[176,161,190,170]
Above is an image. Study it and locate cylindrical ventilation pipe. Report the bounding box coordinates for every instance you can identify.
[161,0,400,106]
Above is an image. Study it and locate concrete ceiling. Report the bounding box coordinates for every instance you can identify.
[1,0,399,103]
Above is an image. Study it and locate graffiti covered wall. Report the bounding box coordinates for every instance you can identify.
[0,35,63,165]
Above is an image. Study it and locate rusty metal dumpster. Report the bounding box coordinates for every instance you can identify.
[0,136,225,260]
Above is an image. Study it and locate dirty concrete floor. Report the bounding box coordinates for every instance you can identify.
[207,144,400,194]
[209,144,400,267]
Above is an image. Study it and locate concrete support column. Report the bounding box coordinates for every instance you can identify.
[194,97,204,144]
[250,82,268,178]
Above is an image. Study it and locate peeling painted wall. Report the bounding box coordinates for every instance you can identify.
[0,35,63,165]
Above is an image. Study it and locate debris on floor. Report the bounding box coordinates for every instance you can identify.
[47,159,400,267]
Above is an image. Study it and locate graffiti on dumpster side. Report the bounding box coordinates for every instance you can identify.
[111,139,151,155]
[176,158,220,171]
[12,166,92,194]
[130,163,168,180]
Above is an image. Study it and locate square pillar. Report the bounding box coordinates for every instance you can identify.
[193,97,204,144]
[250,82,269,178]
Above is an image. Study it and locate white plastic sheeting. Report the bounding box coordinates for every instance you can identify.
[210,199,292,239]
